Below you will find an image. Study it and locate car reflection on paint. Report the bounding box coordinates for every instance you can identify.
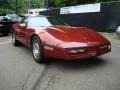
[12,15,111,63]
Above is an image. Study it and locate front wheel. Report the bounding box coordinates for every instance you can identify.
[32,36,44,63]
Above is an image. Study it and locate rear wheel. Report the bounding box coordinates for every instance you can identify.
[32,36,44,63]
[12,31,21,46]
[2,30,10,36]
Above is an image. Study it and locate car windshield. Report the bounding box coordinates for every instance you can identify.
[27,16,67,27]
[7,14,18,19]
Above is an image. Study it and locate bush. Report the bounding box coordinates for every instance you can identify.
[0,8,15,14]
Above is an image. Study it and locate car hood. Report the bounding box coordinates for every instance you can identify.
[44,26,109,48]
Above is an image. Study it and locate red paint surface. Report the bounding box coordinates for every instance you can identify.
[13,24,111,60]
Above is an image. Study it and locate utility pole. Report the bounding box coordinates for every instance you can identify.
[42,0,44,8]
[0,0,3,8]
[15,0,18,14]
[44,0,49,8]
[28,0,31,9]
[44,0,54,9]
[28,0,31,13]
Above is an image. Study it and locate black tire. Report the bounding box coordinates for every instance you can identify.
[12,31,21,46]
[32,36,44,63]
[2,31,10,36]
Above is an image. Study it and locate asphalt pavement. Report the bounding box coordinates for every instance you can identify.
[0,33,120,90]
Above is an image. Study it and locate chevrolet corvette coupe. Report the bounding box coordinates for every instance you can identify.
[12,16,111,63]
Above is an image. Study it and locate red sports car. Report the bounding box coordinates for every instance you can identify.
[12,16,111,63]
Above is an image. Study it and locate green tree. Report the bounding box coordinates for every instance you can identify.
[54,0,120,7]
[0,0,43,14]
[32,0,43,8]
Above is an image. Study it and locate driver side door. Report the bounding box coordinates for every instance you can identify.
[19,19,34,47]
[18,18,29,45]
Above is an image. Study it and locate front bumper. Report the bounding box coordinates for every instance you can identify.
[64,46,111,60]
[44,44,111,60]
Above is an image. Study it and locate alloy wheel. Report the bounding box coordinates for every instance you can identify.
[33,40,40,60]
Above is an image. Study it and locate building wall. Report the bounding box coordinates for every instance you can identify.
[40,2,120,32]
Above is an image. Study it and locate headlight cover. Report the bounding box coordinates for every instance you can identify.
[68,49,86,54]
[100,45,111,49]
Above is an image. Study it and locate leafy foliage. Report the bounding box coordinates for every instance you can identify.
[0,8,15,14]
[54,0,120,7]
[0,0,43,14]
[32,0,44,8]
[0,0,120,13]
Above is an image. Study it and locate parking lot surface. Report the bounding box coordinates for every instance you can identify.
[0,33,120,90]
